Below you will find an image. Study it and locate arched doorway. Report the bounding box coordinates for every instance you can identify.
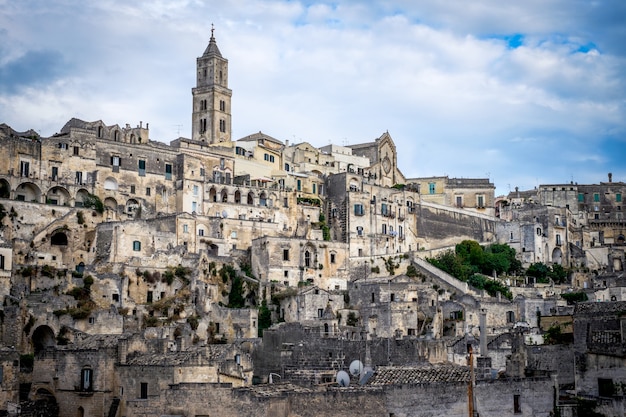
[220,188,228,202]
[46,186,71,206]
[552,247,563,265]
[51,230,68,246]
[15,182,42,203]
[32,325,56,354]
[208,187,217,202]
[247,192,254,205]
[234,190,241,204]
[0,178,10,198]
[33,388,59,417]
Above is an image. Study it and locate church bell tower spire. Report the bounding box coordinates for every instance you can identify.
[191,25,232,144]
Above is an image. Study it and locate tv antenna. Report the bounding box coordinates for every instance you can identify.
[174,124,183,136]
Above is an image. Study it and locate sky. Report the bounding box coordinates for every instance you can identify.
[1,0,625,195]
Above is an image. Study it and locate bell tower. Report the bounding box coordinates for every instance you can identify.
[192,26,232,144]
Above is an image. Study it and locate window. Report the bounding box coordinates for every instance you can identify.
[81,368,93,392]
[138,160,146,176]
[111,156,120,166]
[356,226,363,236]
[165,163,172,180]
[200,118,207,133]
[198,229,204,236]
[330,253,336,264]
[20,161,29,177]
[312,183,316,194]
[456,196,463,207]
[381,203,389,216]
[200,167,205,177]
[75,171,83,185]
[130,185,136,194]
[283,249,289,261]
[428,182,436,194]
[219,119,226,133]
[220,158,225,169]
[506,311,515,323]
[145,187,151,196]
[318,309,324,318]
[193,185,199,196]
[183,224,189,233]
[382,224,387,234]
[354,204,364,216]
[390,293,395,302]
[140,382,148,399]
[58,142,68,150]
[593,193,600,202]
[617,193,622,203]
[513,394,521,414]
[191,201,197,213]
[73,146,80,156]
[556,234,562,245]
[220,100,225,111]
[304,251,311,268]
[147,291,153,303]
[284,163,290,171]
[599,378,615,397]
[477,195,484,208]
[0,255,4,270]
[578,193,584,202]
[133,241,141,251]
[51,166,58,181]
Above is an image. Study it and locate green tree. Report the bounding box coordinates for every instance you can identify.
[548,264,569,284]
[258,300,272,336]
[228,275,245,308]
[527,262,549,283]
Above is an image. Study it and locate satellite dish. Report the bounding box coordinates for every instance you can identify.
[222,210,228,218]
[349,360,363,376]
[359,367,374,385]
[336,370,350,387]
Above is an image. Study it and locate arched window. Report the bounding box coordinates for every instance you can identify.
[304,251,311,268]
[81,368,93,391]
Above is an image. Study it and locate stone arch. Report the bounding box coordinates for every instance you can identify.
[0,178,10,198]
[103,177,118,191]
[77,406,85,417]
[75,189,90,207]
[104,197,118,211]
[33,388,58,416]
[552,247,563,265]
[46,186,71,206]
[617,234,625,245]
[15,181,42,203]
[220,188,228,203]
[208,187,217,202]
[126,199,139,215]
[32,325,56,354]
[234,190,241,204]
[247,192,254,205]
[51,229,69,246]
[259,192,268,207]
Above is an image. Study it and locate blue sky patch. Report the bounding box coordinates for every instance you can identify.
[0,50,66,94]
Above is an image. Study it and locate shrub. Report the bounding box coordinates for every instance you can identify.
[76,211,85,225]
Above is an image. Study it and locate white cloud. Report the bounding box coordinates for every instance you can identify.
[0,0,625,193]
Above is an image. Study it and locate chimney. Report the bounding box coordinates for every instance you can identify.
[479,309,488,356]
[608,172,613,183]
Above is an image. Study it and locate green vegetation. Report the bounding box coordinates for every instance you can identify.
[426,240,518,299]
[296,197,321,207]
[346,312,359,327]
[76,210,85,224]
[527,262,569,284]
[561,291,588,305]
[383,256,400,275]
[82,193,105,214]
[258,300,272,336]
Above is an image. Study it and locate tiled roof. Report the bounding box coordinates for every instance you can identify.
[367,364,470,386]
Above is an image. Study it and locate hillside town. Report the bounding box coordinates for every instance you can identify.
[0,32,624,417]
